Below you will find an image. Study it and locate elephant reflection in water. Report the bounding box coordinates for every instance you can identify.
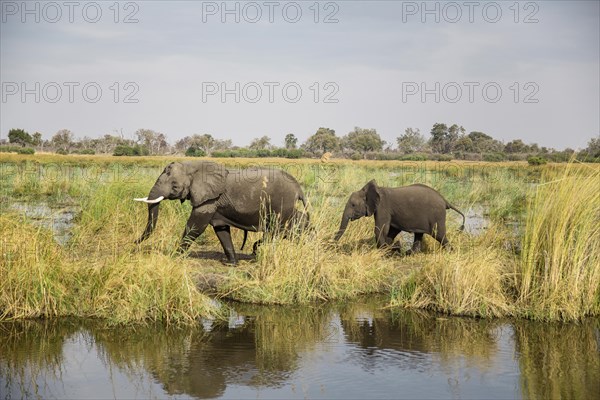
[338,303,600,399]
[92,305,334,399]
[337,301,500,370]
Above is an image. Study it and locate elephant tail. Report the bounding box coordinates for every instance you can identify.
[240,229,248,251]
[446,202,465,231]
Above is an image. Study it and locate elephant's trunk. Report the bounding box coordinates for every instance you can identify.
[135,186,164,244]
[334,212,351,241]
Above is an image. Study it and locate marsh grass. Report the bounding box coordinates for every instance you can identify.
[2,154,599,322]
[0,213,217,324]
[390,225,517,318]
[390,162,600,321]
[518,162,600,320]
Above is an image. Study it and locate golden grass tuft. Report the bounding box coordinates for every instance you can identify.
[390,226,516,318]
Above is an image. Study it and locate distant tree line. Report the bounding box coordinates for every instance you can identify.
[2,125,599,163]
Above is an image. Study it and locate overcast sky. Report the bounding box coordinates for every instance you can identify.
[1,1,598,149]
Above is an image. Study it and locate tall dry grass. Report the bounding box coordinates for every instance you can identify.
[0,213,217,324]
[517,162,600,320]
[390,225,517,318]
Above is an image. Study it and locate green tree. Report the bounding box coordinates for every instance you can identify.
[174,136,192,153]
[504,139,528,153]
[8,128,32,147]
[397,128,425,153]
[51,129,74,152]
[31,132,43,148]
[429,123,464,153]
[467,131,503,153]
[284,133,298,149]
[453,136,474,153]
[343,127,385,156]
[135,128,168,155]
[303,127,340,155]
[95,134,128,154]
[135,128,156,150]
[191,134,216,155]
[584,137,600,158]
[249,135,271,150]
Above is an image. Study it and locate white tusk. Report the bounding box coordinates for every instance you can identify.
[145,196,164,204]
[133,196,164,204]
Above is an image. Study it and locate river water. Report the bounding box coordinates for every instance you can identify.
[1,299,598,399]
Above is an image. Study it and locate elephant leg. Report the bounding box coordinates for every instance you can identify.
[179,211,210,252]
[408,232,424,255]
[386,227,402,253]
[213,225,237,265]
[386,226,400,245]
[252,240,262,255]
[374,221,390,249]
[434,228,451,250]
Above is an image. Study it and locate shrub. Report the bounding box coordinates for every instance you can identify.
[401,153,428,161]
[508,153,527,161]
[285,149,303,159]
[72,149,95,155]
[184,146,206,157]
[256,149,272,158]
[527,156,547,166]
[433,154,454,161]
[56,148,69,155]
[113,145,149,156]
[0,146,20,153]
[0,146,35,154]
[483,152,507,162]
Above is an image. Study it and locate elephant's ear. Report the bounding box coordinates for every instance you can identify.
[363,179,380,216]
[187,162,229,208]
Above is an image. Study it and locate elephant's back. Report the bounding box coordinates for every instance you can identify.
[391,184,447,209]
[226,167,303,207]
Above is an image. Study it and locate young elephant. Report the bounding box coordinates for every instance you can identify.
[134,161,308,265]
[334,180,465,253]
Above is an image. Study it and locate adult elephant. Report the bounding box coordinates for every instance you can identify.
[134,161,308,265]
[334,180,464,253]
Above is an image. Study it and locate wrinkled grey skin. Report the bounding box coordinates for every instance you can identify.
[136,161,308,265]
[334,180,465,253]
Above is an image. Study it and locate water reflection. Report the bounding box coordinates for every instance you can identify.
[515,320,600,399]
[6,202,79,245]
[339,299,500,369]
[1,301,598,399]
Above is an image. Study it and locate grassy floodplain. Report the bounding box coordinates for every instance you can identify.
[0,153,598,324]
